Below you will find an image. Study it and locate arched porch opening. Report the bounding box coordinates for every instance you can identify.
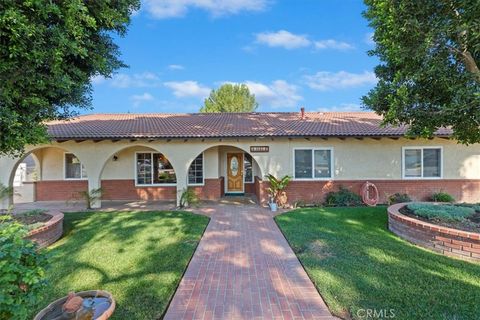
[99,145,178,202]
[7,146,90,205]
[186,145,264,203]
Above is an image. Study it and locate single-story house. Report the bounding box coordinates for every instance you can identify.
[1,110,479,209]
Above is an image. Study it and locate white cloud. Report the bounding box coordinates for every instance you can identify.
[365,32,375,46]
[130,92,154,107]
[254,30,354,51]
[314,39,354,50]
[317,103,362,112]
[110,72,161,88]
[91,75,106,85]
[164,81,211,98]
[245,80,303,108]
[304,71,377,91]
[167,64,185,70]
[255,30,310,49]
[144,0,269,19]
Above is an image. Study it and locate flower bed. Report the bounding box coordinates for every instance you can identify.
[24,211,64,249]
[388,203,480,262]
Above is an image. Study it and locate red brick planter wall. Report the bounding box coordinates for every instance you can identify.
[388,203,480,262]
[25,211,64,249]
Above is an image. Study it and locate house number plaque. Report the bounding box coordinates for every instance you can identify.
[250,146,269,153]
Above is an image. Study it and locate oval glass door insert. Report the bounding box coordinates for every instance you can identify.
[230,156,239,177]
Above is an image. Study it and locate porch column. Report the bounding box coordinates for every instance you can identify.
[87,175,102,209]
[80,157,103,209]
[0,176,13,211]
[175,165,188,207]
[0,157,18,211]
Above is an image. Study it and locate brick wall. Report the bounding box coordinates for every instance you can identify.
[255,179,480,205]
[101,180,176,200]
[245,182,255,194]
[35,180,87,201]
[191,178,224,200]
[388,203,480,262]
[254,176,269,204]
[35,179,225,201]
[25,211,64,249]
[35,178,480,204]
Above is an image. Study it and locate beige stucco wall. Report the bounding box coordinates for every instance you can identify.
[3,137,480,182]
[38,147,67,180]
[1,136,480,208]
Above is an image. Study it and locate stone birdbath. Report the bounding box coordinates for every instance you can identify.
[34,290,115,320]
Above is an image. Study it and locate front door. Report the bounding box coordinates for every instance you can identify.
[226,153,244,193]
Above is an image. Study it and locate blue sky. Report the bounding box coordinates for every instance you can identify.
[90,0,378,114]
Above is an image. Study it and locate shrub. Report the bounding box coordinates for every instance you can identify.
[78,187,103,209]
[325,186,362,207]
[430,192,455,203]
[179,188,199,208]
[388,193,411,205]
[407,203,474,221]
[265,174,291,208]
[455,203,480,212]
[0,215,48,319]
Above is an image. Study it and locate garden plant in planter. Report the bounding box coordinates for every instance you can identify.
[265,174,291,211]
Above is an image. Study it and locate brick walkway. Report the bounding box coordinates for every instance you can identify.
[164,203,335,320]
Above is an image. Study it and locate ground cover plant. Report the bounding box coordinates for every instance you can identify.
[403,203,480,233]
[275,207,480,320]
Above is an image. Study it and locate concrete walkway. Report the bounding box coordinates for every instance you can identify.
[164,202,335,320]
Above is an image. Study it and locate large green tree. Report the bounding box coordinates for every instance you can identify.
[200,84,258,113]
[0,0,140,156]
[362,0,480,143]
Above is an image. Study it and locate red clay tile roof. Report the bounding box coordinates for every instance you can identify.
[46,112,452,140]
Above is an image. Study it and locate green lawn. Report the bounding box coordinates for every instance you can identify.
[32,210,209,319]
[275,207,480,320]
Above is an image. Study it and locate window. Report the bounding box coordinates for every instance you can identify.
[403,147,442,178]
[294,149,333,179]
[136,152,176,185]
[244,153,254,183]
[65,153,87,179]
[188,154,204,185]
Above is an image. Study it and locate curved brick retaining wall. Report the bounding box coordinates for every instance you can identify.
[388,203,480,262]
[25,211,64,249]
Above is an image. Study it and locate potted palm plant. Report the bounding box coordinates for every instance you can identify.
[265,174,291,211]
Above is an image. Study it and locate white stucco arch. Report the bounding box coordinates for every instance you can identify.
[0,144,92,209]
[97,143,180,179]
[185,144,265,179]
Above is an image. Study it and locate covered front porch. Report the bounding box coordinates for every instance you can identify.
[1,139,271,210]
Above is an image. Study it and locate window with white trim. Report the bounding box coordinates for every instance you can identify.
[294,149,333,179]
[244,153,254,183]
[65,153,87,179]
[188,154,204,185]
[136,152,176,185]
[403,147,442,178]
